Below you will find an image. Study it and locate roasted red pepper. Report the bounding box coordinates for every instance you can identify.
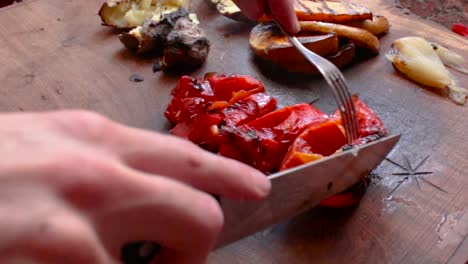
[334,96,388,138]
[219,104,328,173]
[280,119,347,170]
[166,74,389,209]
[280,96,388,208]
[165,75,277,151]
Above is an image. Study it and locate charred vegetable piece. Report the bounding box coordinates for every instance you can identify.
[213,0,372,23]
[250,23,338,62]
[280,96,387,208]
[161,17,210,70]
[250,23,357,74]
[280,119,347,170]
[334,96,388,138]
[300,21,380,54]
[119,8,193,54]
[343,15,390,36]
[99,0,191,29]
[165,75,265,124]
[219,104,328,173]
[176,93,277,151]
[165,75,277,152]
[290,0,372,23]
[210,0,249,22]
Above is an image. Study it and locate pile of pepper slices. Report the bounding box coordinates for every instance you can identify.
[165,74,388,208]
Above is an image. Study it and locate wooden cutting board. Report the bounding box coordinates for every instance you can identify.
[0,0,467,263]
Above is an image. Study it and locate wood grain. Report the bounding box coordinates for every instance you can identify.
[0,0,467,263]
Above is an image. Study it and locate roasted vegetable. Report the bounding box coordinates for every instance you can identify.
[334,96,388,138]
[165,74,389,208]
[212,0,372,24]
[219,104,328,173]
[210,0,248,22]
[290,0,372,23]
[386,37,467,105]
[166,75,277,151]
[249,23,356,74]
[99,0,191,29]
[343,15,390,36]
[300,21,380,54]
[250,23,339,60]
[280,96,388,208]
[161,17,210,70]
[119,8,192,54]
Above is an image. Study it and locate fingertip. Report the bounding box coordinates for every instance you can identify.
[268,0,300,35]
[233,0,266,20]
[248,169,271,199]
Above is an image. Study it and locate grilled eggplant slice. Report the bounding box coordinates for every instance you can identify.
[250,23,339,60]
[99,0,191,29]
[282,42,356,74]
[250,23,355,74]
[293,0,372,23]
[300,21,380,54]
[211,0,372,23]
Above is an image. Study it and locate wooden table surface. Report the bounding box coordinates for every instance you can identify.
[0,0,467,263]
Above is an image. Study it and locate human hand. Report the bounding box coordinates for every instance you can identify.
[0,111,270,264]
[233,0,300,34]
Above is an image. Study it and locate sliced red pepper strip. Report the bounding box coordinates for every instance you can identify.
[172,93,277,152]
[165,75,266,125]
[220,104,328,173]
[280,119,347,170]
[280,97,387,208]
[334,96,388,138]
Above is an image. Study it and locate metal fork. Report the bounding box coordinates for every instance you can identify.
[277,24,360,144]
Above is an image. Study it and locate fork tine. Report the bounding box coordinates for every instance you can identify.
[332,68,359,140]
[283,29,359,143]
[329,70,358,142]
[334,73,359,140]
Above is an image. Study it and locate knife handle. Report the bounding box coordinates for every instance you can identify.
[121,195,220,264]
[122,242,161,264]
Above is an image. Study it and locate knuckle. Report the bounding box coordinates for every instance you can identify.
[50,110,115,142]
[49,154,118,209]
[28,212,102,263]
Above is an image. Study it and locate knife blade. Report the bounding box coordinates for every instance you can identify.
[215,134,400,247]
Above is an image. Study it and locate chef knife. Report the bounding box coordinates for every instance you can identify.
[122,134,400,263]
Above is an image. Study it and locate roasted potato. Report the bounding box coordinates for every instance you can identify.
[300,21,380,54]
[99,0,191,29]
[250,23,355,74]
